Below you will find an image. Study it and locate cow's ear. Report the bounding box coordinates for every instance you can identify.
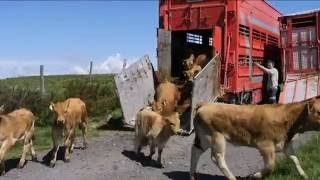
[49,102,55,111]
[307,100,315,114]
[0,105,5,113]
[190,54,195,60]
[63,100,71,112]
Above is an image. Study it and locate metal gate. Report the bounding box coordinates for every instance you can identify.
[189,54,221,131]
[114,55,155,126]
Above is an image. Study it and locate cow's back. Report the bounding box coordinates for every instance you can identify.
[155,81,180,114]
[65,98,87,124]
[135,109,163,137]
[0,108,35,140]
[195,103,291,145]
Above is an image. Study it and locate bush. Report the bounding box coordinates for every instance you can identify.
[0,75,122,127]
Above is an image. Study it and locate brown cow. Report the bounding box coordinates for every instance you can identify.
[183,64,202,81]
[49,98,88,167]
[134,107,181,166]
[0,108,37,175]
[194,54,208,68]
[190,99,320,180]
[182,54,195,70]
[152,79,181,115]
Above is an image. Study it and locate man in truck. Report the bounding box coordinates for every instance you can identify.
[254,60,279,104]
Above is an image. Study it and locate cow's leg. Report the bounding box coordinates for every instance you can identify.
[29,139,37,161]
[134,136,142,156]
[211,132,236,180]
[284,140,308,179]
[148,140,156,161]
[190,133,210,180]
[253,140,276,178]
[69,131,76,153]
[18,140,31,168]
[18,130,35,168]
[50,126,63,168]
[79,121,88,149]
[64,129,75,163]
[157,147,163,165]
[0,139,15,175]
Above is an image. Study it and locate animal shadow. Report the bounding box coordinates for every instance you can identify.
[163,171,250,180]
[97,117,133,131]
[4,157,38,174]
[122,150,163,168]
[42,146,66,166]
[3,158,20,173]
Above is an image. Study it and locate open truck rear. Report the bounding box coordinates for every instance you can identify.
[114,0,284,133]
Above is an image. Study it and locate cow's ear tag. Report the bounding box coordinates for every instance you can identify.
[49,103,54,111]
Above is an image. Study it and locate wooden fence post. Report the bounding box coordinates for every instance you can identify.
[40,65,45,96]
[89,61,93,83]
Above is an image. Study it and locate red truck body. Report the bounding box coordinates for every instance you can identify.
[279,9,320,103]
[158,0,282,103]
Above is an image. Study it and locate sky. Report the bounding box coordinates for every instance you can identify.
[0,0,320,78]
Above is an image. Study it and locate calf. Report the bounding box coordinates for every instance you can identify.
[49,98,88,167]
[190,99,320,180]
[134,107,180,166]
[0,108,36,175]
[194,54,208,68]
[152,79,181,115]
[182,54,195,70]
[183,64,202,81]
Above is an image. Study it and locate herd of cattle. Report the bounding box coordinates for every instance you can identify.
[0,58,320,179]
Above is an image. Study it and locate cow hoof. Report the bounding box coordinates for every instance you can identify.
[49,162,56,168]
[82,143,88,150]
[0,171,5,176]
[17,162,24,169]
[64,158,71,163]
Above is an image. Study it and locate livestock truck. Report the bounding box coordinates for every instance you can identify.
[114,1,320,133]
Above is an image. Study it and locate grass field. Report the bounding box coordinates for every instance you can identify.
[0,74,121,159]
[266,135,320,180]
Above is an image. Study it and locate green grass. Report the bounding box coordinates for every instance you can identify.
[266,135,320,180]
[0,74,121,159]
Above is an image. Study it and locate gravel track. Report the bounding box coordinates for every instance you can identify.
[1,130,316,180]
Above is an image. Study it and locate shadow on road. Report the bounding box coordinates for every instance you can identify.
[122,150,163,168]
[97,117,133,131]
[164,171,250,180]
[4,157,39,174]
[4,158,20,173]
[42,146,66,166]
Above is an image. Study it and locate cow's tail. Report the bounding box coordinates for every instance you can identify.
[81,103,89,123]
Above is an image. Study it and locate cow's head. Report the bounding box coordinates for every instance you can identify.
[49,100,70,125]
[164,112,181,134]
[306,98,320,129]
[152,100,166,113]
[182,54,195,70]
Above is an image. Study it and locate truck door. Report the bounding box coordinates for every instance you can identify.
[181,54,221,133]
[114,55,155,126]
[157,28,172,81]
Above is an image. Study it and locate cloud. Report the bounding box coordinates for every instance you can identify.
[0,53,154,78]
[72,53,138,74]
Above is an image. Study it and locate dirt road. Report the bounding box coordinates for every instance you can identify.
[1,130,316,180]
